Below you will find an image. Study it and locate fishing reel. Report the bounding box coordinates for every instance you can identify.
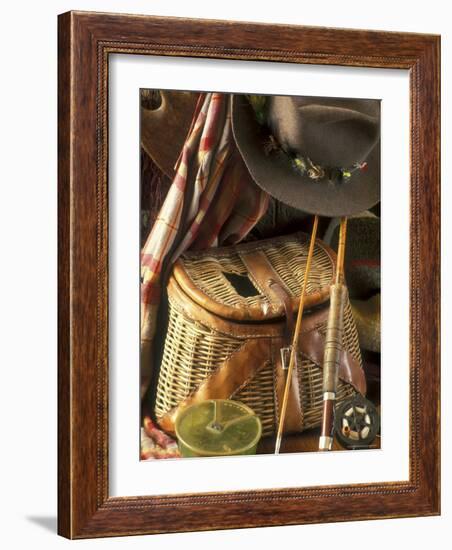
[334,395,380,449]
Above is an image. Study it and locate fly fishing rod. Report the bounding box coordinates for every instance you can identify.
[275,215,319,454]
[319,217,348,451]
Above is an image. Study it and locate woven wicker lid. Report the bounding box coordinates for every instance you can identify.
[172,232,337,322]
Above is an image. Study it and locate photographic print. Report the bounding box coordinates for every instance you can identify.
[139,90,381,460]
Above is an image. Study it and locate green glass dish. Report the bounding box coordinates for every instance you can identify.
[175,399,262,458]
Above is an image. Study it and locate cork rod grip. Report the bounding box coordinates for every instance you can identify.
[319,282,348,450]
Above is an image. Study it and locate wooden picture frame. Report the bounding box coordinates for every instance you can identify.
[58,11,440,538]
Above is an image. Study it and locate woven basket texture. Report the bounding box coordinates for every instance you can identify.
[178,233,334,314]
[155,234,361,436]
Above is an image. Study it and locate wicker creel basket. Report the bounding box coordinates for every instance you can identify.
[154,232,366,437]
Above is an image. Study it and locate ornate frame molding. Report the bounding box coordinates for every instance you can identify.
[58,11,440,538]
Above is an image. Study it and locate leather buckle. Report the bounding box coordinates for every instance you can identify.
[280,346,292,370]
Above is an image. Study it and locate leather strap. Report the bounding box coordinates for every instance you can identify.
[298,328,366,395]
[273,336,304,433]
[158,338,272,435]
[269,280,294,342]
[238,249,293,339]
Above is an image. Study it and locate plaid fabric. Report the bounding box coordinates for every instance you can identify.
[141,418,181,460]
[140,92,269,458]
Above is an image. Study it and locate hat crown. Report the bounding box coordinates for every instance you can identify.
[231,94,381,217]
[267,96,380,168]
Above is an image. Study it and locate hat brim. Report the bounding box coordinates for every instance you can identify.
[231,95,380,218]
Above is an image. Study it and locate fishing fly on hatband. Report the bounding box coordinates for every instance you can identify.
[275,215,319,454]
[319,217,348,451]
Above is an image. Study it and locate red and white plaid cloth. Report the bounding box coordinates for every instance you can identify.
[140,92,269,458]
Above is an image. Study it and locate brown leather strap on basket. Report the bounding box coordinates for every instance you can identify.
[158,338,273,434]
[238,249,294,340]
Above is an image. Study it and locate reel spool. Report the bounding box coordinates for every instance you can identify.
[334,395,380,449]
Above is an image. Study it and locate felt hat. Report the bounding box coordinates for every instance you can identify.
[141,90,198,177]
[231,94,380,217]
